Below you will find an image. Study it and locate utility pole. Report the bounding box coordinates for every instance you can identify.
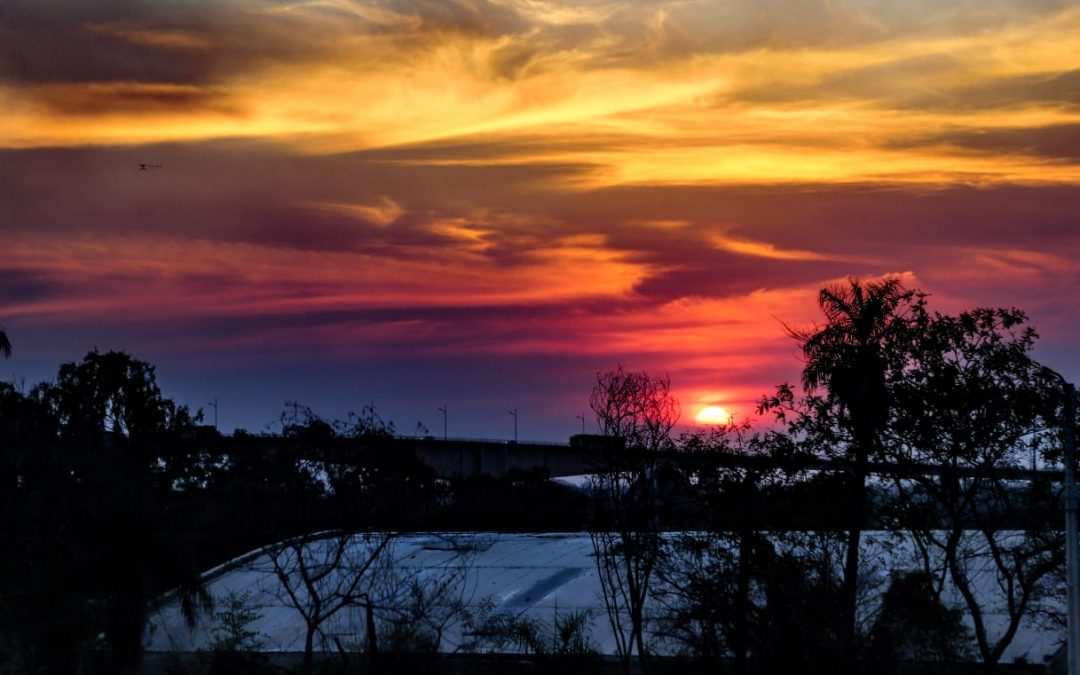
[1065,382,1078,675]
[208,397,218,430]
[509,407,518,443]
[438,405,447,441]
[576,413,586,435]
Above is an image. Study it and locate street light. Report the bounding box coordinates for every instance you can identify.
[509,407,518,443]
[437,405,447,441]
[1063,382,1078,675]
[576,413,586,435]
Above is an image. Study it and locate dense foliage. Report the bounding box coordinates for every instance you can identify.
[0,352,583,673]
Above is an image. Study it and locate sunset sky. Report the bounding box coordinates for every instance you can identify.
[3,0,1080,439]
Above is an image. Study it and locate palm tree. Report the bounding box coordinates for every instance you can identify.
[789,277,922,667]
[796,278,917,439]
[0,325,10,358]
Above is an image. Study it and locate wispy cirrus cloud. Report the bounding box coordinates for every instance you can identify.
[3,1,1080,434]
[4,0,1080,188]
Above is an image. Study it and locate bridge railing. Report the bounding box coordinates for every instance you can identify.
[408,435,570,447]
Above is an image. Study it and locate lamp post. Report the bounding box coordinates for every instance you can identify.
[509,407,518,443]
[437,405,447,441]
[1064,383,1078,675]
[576,413,586,435]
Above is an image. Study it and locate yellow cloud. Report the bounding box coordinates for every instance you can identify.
[3,0,1079,191]
[307,197,406,227]
[85,21,215,50]
[711,235,830,261]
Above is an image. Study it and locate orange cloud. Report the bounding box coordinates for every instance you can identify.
[3,0,1080,435]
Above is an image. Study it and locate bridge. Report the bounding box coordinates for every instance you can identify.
[406,434,620,478]
[206,431,620,479]
[198,428,1067,482]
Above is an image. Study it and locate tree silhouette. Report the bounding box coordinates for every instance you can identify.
[787,277,924,668]
[885,307,1064,664]
[589,366,679,453]
[866,571,971,669]
[587,366,679,674]
[0,324,10,358]
[0,350,204,673]
[262,531,393,675]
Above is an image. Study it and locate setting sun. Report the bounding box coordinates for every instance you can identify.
[695,405,732,426]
